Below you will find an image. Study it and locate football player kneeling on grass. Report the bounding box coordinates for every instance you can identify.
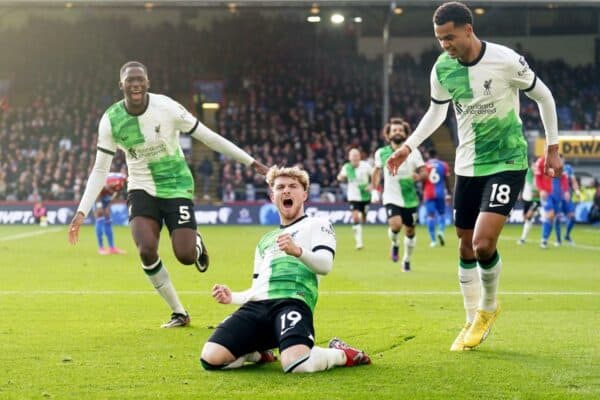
[200,166,371,373]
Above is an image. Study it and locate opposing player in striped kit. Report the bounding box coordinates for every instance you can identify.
[423,149,452,247]
[68,61,268,328]
[201,166,371,373]
[386,2,562,350]
[337,148,373,249]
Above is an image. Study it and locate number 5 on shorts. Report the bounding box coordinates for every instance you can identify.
[178,205,191,224]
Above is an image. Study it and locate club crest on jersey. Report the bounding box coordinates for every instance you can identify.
[483,79,492,96]
[155,124,161,133]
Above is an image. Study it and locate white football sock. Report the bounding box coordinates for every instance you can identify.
[479,256,502,312]
[352,224,363,247]
[222,352,263,369]
[143,259,186,315]
[286,347,346,373]
[521,220,532,240]
[402,235,416,262]
[388,228,399,246]
[458,263,480,323]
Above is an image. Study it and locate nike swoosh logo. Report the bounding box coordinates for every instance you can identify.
[488,203,505,208]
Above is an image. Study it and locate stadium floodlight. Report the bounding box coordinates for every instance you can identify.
[353,16,362,23]
[64,2,73,8]
[393,7,403,15]
[307,15,321,23]
[310,3,319,15]
[330,13,344,24]
[474,7,485,15]
[202,103,220,110]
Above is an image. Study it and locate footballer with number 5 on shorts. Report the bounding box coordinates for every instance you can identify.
[68,61,268,328]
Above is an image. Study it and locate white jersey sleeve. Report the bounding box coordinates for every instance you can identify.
[97,112,117,153]
[167,97,198,134]
[310,218,336,254]
[505,50,536,91]
[430,67,452,103]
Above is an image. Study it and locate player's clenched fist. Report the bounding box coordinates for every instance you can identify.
[212,284,232,304]
[276,233,302,257]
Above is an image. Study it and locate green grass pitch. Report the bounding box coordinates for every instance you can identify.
[1,224,599,399]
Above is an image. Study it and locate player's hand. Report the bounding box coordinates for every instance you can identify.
[68,212,85,245]
[252,160,270,176]
[276,233,302,257]
[212,284,232,304]
[544,144,563,178]
[386,145,411,176]
[371,189,381,204]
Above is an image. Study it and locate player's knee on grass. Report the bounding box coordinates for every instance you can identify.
[280,344,312,373]
[200,342,236,369]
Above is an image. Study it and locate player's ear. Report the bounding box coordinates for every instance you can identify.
[464,23,473,36]
[302,189,308,202]
[118,80,124,91]
[146,79,151,89]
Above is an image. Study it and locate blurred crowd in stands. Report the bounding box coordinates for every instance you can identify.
[1,15,599,204]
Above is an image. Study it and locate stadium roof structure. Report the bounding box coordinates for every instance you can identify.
[2,0,600,6]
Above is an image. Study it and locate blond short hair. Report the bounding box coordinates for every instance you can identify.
[266,166,310,191]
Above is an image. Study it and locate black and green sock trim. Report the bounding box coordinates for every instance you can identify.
[459,258,477,269]
[478,251,500,270]
[143,260,163,276]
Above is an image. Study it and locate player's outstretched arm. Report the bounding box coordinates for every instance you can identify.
[250,160,269,176]
[68,212,85,245]
[544,144,563,178]
[68,150,114,245]
[277,233,334,275]
[370,167,382,203]
[523,77,562,177]
[190,120,260,168]
[387,101,448,176]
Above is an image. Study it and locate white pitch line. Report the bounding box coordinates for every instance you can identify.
[0,227,62,241]
[0,290,598,296]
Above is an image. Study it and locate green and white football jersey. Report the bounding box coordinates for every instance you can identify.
[98,93,197,199]
[244,216,336,312]
[338,161,373,202]
[431,41,534,177]
[374,145,424,208]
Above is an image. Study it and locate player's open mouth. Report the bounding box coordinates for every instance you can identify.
[130,92,143,101]
[283,199,293,208]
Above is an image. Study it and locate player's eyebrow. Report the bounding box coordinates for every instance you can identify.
[436,33,455,40]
